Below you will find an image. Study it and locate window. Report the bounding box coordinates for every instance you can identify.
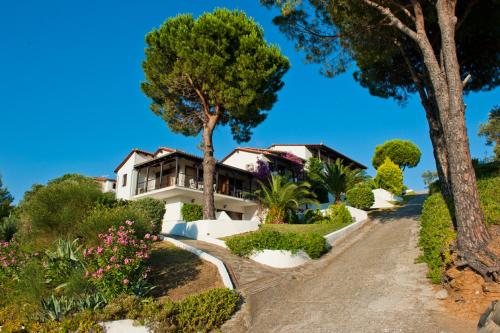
[122,174,127,187]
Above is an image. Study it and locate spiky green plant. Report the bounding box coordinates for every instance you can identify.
[253,175,318,224]
[319,159,365,203]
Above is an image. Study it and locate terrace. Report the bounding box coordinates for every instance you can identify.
[133,151,256,201]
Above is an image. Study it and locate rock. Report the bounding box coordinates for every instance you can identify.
[435,288,449,300]
[478,301,500,333]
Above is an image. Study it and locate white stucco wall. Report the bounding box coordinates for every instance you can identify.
[250,250,311,268]
[162,219,260,239]
[269,145,313,160]
[101,180,116,193]
[371,189,403,209]
[116,152,151,200]
[222,150,263,171]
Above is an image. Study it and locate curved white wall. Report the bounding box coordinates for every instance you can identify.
[250,250,310,268]
[162,219,260,239]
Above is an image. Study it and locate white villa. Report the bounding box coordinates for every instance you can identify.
[114,143,366,223]
[93,177,116,193]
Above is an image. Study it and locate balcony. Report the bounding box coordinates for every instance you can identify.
[133,153,255,200]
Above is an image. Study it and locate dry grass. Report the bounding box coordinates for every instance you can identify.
[147,242,223,301]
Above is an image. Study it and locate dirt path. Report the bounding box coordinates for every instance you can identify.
[223,194,476,333]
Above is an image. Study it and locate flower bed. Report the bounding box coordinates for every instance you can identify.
[84,220,157,298]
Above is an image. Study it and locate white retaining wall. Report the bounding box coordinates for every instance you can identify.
[163,237,234,289]
[162,219,259,239]
[324,215,371,246]
[250,250,311,268]
[371,188,403,209]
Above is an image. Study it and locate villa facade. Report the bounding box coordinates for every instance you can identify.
[114,143,365,223]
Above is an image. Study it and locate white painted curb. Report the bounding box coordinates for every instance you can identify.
[163,237,234,290]
[324,217,370,246]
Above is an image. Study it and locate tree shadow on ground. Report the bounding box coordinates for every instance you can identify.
[147,242,202,297]
[369,194,428,224]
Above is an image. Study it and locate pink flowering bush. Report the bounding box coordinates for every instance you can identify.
[83,220,157,298]
[0,239,28,280]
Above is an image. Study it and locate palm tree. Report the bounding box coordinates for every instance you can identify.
[253,174,318,224]
[320,159,366,203]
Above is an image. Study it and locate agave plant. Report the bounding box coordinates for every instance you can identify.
[253,174,318,224]
[44,239,85,289]
[320,159,366,203]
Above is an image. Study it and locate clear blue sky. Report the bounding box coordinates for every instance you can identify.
[1,0,498,203]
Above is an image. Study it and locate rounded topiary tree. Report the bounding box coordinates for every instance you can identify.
[374,158,403,195]
[372,139,421,171]
[346,185,374,210]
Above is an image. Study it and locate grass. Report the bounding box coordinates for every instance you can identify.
[147,242,223,301]
[260,222,348,235]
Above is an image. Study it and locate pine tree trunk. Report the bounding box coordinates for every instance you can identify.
[202,117,217,220]
[424,103,453,205]
[433,0,497,279]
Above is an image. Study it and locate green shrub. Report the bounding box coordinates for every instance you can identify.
[130,198,165,234]
[374,157,403,195]
[0,214,18,242]
[146,288,239,333]
[325,203,352,225]
[346,185,374,210]
[181,203,203,222]
[18,174,103,246]
[83,221,155,299]
[418,194,456,283]
[303,209,325,224]
[477,175,500,224]
[80,204,153,245]
[226,230,328,259]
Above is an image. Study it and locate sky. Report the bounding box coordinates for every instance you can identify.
[0,0,498,203]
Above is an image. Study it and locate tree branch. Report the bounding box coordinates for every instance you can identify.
[360,0,419,42]
[185,74,211,119]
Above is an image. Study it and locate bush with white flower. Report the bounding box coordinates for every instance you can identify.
[83,220,157,299]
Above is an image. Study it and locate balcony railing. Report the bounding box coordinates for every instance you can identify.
[135,174,250,199]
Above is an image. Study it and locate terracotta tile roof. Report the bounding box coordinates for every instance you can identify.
[114,148,155,173]
[93,176,116,182]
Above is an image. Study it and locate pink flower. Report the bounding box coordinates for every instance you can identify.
[96,246,104,254]
[123,279,129,285]
[124,258,130,265]
[125,220,134,226]
[152,235,158,241]
[144,233,151,240]
[110,256,116,262]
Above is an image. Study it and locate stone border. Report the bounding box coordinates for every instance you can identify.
[163,237,234,289]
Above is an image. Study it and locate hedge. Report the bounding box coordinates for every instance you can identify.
[477,175,500,225]
[417,193,456,283]
[226,230,328,259]
[181,203,203,222]
[346,185,374,210]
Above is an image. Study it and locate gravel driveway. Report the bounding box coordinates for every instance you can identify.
[223,194,476,333]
